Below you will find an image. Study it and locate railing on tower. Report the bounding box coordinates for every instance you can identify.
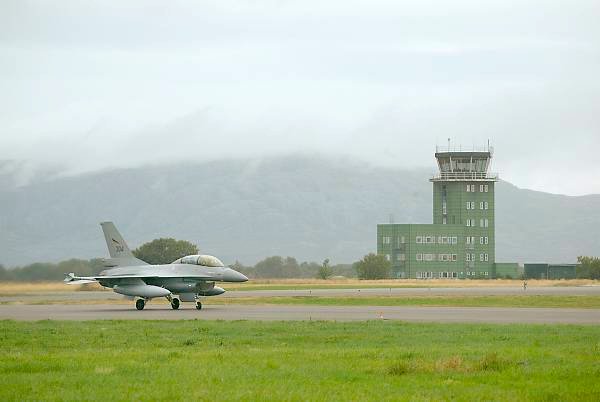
[431,171,498,181]
[435,145,494,154]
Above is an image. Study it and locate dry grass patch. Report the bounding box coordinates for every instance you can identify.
[0,282,106,295]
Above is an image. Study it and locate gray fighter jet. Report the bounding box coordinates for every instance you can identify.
[64,222,248,310]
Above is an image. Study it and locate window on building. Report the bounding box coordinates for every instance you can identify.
[484,237,488,245]
[466,201,470,210]
[466,184,470,192]
[479,218,484,227]
[401,236,405,244]
[471,201,475,210]
[385,254,390,261]
[416,236,422,244]
[480,201,484,210]
[397,254,405,261]
[442,216,447,224]
[471,236,475,244]
[466,220,471,227]
[485,185,489,192]
[466,236,471,245]
[484,202,489,210]
[485,253,489,262]
[480,253,484,262]
[472,253,475,261]
[382,236,391,244]
[480,184,484,192]
[484,219,489,228]
[452,254,457,261]
[416,253,422,261]
[471,185,475,192]
[479,237,484,245]
[452,236,458,244]
[466,253,471,261]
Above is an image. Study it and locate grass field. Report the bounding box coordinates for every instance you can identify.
[208,295,600,309]
[3,294,599,309]
[1,320,599,401]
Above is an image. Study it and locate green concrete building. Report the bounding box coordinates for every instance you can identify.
[378,146,498,279]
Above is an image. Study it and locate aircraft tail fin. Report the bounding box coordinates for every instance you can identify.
[100,222,149,265]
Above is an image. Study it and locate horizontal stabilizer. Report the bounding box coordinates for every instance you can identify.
[63,272,97,285]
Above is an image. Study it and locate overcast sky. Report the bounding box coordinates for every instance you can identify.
[1,0,599,195]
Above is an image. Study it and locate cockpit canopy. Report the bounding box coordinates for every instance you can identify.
[172,254,225,267]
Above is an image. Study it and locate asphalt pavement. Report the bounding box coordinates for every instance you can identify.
[1,285,599,304]
[1,303,599,324]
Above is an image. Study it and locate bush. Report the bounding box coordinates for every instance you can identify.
[354,253,391,279]
[576,256,600,279]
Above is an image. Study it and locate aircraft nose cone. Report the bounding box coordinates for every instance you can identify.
[224,268,248,282]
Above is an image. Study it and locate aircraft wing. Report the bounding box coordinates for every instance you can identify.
[64,272,215,284]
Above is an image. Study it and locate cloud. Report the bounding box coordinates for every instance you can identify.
[1,0,599,195]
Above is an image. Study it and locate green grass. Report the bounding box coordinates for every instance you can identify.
[229,284,441,291]
[208,295,600,308]
[1,320,599,401]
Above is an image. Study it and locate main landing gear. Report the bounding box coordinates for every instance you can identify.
[166,294,180,310]
[134,294,202,310]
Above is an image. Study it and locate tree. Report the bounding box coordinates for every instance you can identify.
[253,256,301,278]
[316,258,333,280]
[133,238,199,265]
[354,253,391,279]
[577,256,600,279]
[0,264,10,281]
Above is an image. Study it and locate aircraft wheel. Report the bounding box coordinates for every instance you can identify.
[171,298,180,310]
[136,299,145,310]
[196,301,202,310]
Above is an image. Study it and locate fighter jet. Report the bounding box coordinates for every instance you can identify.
[64,222,248,310]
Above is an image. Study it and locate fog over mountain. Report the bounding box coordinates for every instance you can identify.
[2,1,600,196]
[1,156,598,267]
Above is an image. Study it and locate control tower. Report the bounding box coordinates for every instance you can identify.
[431,145,498,275]
[377,143,498,279]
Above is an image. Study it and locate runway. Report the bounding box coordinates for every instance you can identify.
[1,303,599,324]
[1,285,599,304]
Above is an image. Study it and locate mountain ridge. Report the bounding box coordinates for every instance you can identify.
[1,155,598,267]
